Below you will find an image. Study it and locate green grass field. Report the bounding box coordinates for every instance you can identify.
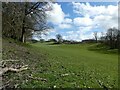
[22,42,118,88]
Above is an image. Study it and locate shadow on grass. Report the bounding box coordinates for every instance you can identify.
[45,42,62,45]
[87,43,118,54]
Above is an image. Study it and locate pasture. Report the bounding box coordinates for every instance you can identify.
[21,42,118,88]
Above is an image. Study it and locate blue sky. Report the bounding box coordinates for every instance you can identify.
[36,2,118,41]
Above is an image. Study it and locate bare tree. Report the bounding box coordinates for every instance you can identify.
[93,32,98,43]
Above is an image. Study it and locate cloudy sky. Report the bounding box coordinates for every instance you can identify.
[39,2,118,41]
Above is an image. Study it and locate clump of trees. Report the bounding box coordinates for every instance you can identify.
[55,34,82,44]
[2,2,52,43]
[93,27,120,49]
[100,27,120,49]
[56,34,63,44]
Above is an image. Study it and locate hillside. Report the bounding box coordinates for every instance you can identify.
[2,38,48,88]
[1,39,118,89]
[30,42,118,88]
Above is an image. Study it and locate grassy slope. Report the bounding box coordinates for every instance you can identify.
[2,39,118,88]
[26,42,118,88]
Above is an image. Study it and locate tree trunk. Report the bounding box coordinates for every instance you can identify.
[20,17,25,43]
[20,3,27,43]
[95,37,97,43]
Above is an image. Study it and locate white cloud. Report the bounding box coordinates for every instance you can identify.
[93,15,118,30]
[73,16,93,26]
[58,18,73,29]
[72,2,118,30]
[66,31,74,34]
[64,18,72,24]
[63,34,80,41]
[46,3,65,25]
[46,3,73,29]
[78,26,93,33]
[62,31,94,42]
[62,26,94,41]
[59,23,72,29]
[72,2,118,17]
[63,30,81,41]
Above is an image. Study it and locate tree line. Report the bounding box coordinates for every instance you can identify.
[54,27,120,49]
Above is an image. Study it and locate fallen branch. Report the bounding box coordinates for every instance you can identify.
[0,65,28,75]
